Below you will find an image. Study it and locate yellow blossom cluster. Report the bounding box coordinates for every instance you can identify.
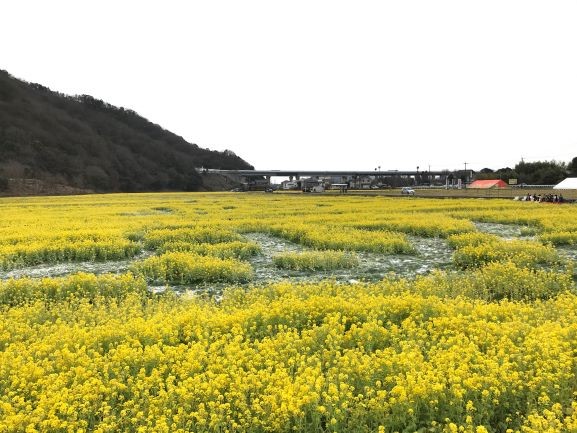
[132,252,254,284]
[142,227,244,250]
[0,272,146,306]
[157,240,261,260]
[1,192,575,275]
[0,238,140,270]
[351,214,476,238]
[262,223,416,254]
[448,233,562,269]
[0,192,576,432]
[0,275,576,432]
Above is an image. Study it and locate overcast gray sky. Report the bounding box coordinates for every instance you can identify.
[2,0,576,171]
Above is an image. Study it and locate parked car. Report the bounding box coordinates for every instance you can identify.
[401,187,415,195]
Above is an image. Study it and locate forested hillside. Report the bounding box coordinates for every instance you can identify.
[0,70,253,194]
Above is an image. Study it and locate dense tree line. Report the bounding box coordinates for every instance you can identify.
[475,157,576,185]
[0,70,253,193]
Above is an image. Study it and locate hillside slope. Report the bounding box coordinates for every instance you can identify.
[0,70,253,194]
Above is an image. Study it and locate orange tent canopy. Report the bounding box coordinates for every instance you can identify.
[468,179,508,189]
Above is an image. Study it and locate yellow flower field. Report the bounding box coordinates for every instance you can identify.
[0,192,576,432]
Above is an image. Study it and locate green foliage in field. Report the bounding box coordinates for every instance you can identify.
[265,224,415,254]
[143,227,243,250]
[0,272,146,306]
[273,250,359,271]
[132,251,253,284]
[416,261,573,302]
[539,231,577,246]
[0,239,140,270]
[448,233,562,269]
[158,240,261,260]
[352,215,475,238]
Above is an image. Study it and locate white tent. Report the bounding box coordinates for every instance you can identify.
[554,177,577,189]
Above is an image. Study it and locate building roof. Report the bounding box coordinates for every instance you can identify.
[554,177,577,189]
[468,179,508,189]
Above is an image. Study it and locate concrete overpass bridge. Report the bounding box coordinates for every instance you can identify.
[199,168,473,189]
[201,169,456,178]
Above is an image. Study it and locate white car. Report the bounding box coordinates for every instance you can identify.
[401,187,415,195]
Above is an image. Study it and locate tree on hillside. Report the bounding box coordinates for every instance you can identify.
[568,157,577,176]
[514,160,566,185]
[474,167,519,182]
